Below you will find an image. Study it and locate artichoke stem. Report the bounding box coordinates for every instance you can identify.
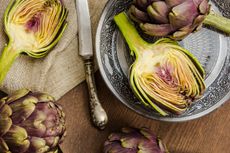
[0,45,20,84]
[114,12,149,57]
[204,12,230,34]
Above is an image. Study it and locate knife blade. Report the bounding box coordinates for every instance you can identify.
[76,0,108,129]
[76,0,93,58]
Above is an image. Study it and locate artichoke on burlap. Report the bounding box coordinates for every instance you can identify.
[0,89,66,153]
[129,0,230,40]
[104,127,168,153]
[0,0,68,84]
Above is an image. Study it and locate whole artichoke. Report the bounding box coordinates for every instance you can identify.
[104,127,168,153]
[0,89,66,153]
[114,13,205,115]
[0,0,68,84]
[129,0,230,40]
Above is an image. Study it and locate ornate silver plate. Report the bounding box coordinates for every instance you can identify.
[96,0,230,122]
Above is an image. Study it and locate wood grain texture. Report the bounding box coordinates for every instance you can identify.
[1,0,230,153]
[59,1,230,152]
[57,72,230,153]
[1,72,230,153]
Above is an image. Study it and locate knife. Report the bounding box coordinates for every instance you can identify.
[76,0,108,129]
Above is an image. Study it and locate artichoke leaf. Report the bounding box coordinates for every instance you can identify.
[6,89,30,104]
[3,125,30,153]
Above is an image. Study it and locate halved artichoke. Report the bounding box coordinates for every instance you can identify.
[129,0,230,40]
[0,0,68,84]
[114,13,206,115]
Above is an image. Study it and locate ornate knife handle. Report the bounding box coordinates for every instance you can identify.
[84,58,108,130]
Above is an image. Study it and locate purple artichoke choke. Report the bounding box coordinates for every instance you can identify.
[129,0,230,40]
[0,89,66,153]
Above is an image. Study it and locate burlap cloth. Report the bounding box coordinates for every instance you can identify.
[0,0,85,100]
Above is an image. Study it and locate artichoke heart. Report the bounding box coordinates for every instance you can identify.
[0,0,68,84]
[114,13,206,116]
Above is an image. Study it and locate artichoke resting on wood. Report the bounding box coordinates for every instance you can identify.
[104,127,168,153]
[114,13,206,116]
[0,89,66,153]
[0,0,68,84]
[129,0,230,40]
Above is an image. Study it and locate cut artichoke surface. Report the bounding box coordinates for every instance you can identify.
[0,0,68,84]
[129,0,230,40]
[114,13,206,116]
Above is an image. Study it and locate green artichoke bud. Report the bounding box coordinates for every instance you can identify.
[0,89,66,153]
[104,127,168,153]
[129,0,230,40]
[0,0,68,84]
[114,13,206,116]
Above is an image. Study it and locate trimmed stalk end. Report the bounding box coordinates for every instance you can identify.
[204,12,230,34]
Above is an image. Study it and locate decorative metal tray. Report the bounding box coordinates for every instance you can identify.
[96,0,230,121]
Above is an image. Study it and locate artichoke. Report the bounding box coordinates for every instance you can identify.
[129,0,230,40]
[0,89,66,153]
[0,0,68,84]
[114,13,205,116]
[104,127,168,153]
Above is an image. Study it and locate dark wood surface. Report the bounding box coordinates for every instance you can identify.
[1,72,230,153]
[1,0,230,153]
[56,72,230,153]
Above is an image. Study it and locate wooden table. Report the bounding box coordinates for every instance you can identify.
[56,71,230,153]
[1,1,230,153]
[1,73,230,153]
[59,1,230,152]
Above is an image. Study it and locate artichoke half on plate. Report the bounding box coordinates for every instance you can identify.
[0,0,68,84]
[129,0,230,40]
[114,13,206,116]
